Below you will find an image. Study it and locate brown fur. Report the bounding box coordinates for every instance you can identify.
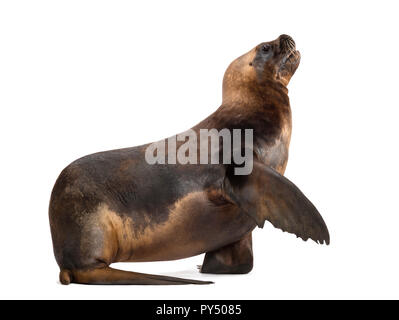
[49,35,328,285]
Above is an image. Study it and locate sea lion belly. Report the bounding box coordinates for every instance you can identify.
[106,191,256,263]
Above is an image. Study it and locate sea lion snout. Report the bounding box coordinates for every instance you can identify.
[279,34,296,51]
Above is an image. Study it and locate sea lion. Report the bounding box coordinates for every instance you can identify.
[49,34,329,285]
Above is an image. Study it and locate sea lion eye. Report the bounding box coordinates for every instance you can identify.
[262,44,271,53]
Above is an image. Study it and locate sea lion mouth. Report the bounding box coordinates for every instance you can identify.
[279,35,298,65]
[281,49,300,66]
[278,35,300,75]
[280,34,296,53]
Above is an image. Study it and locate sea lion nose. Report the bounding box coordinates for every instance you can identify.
[279,34,296,50]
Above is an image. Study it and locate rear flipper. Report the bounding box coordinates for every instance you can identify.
[60,267,213,285]
[224,161,330,244]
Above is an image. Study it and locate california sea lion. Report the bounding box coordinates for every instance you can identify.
[49,35,329,285]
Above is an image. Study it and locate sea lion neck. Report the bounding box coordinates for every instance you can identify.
[221,78,290,111]
[192,76,292,150]
[195,79,291,140]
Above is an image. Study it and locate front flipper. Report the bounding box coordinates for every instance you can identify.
[199,232,253,274]
[224,162,330,244]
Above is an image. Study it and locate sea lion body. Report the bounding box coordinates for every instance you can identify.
[50,148,255,266]
[50,112,287,266]
[49,35,329,285]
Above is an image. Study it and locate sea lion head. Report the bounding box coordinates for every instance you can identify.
[223,35,300,103]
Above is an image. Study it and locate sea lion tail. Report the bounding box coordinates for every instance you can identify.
[60,267,213,285]
[59,269,72,285]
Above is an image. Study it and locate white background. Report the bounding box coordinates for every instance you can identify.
[1,0,398,300]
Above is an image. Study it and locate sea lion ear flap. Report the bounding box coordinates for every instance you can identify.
[223,162,330,245]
